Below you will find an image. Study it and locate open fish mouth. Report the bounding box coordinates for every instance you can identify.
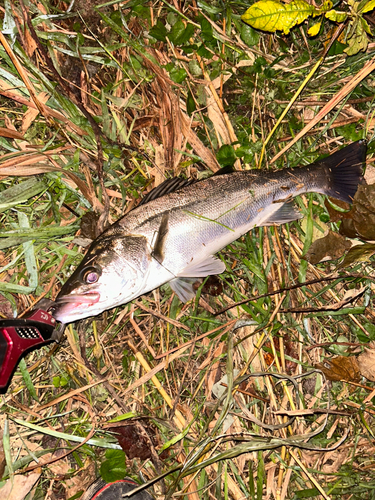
[52,292,101,323]
[55,293,100,305]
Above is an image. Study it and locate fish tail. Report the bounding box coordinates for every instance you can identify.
[315,140,367,203]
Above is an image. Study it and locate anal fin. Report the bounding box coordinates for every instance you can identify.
[170,255,225,302]
[262,202,302,226]
[170,277,200,303]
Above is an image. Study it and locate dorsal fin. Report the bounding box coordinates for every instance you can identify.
[137,177,195,207]
[138,164,236,207]
[212,164,236,176]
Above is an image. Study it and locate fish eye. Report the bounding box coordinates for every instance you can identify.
[80,266,101,284]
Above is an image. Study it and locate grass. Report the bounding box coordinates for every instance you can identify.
[0,1,375,499]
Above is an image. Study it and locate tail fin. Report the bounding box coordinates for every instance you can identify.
[315,140,366,203]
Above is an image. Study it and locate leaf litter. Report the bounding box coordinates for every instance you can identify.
[0,1,374,499]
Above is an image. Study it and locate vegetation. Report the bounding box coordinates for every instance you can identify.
[0,0,374,499]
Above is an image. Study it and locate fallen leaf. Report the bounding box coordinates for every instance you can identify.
[0,127,24,140]
[324,198,351,223]
[339,242,375,268]
[316,355,360,382]
[340,184,375,240]
[304,230,351,264]
[357,345,375,381]
[0,472,41,500]
[0,294,14,318]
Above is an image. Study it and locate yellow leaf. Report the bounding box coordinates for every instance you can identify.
[362,0,375,13]
[308,21,321,36]
[325,9,348,22]
[320,0,333,11]
[241,0,317,35]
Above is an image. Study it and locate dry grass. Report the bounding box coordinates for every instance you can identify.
[0,1,375,499]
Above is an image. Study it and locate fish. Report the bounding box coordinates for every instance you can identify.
[53,140,367,323]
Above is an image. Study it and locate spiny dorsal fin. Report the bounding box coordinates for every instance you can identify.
[138,164,236,207]
[138,177,195,207]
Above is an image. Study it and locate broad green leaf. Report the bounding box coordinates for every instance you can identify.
[362,0,375,12]
[308,21,321,36]
[325,9,348,21]
[241,23,260,46]
[169,66,187,83]
[168,19,195,45]
[100,450,127,482]
[344,17,369,55]
[242,0,317,35]
[216,144,237,167]
[200,15,214,42]
[149,20,168,42]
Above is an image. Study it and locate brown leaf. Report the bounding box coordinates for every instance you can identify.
[0,127,24,140]
[80,212,101,240]
[339,242,375,268]
[304,230,351,264]
[357,346,375,381]
[324,198,351,223]
[200,275,223,296]
[21,92,50,134]
[1,472,41,500]
[316,356,360,382]
[0,294,14,319]
[340,184,375,240]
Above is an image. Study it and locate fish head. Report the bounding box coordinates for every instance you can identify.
[53,234,150,323]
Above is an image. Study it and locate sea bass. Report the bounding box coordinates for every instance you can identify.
[53,141,366,323]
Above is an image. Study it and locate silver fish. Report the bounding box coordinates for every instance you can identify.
[53,141,366,323]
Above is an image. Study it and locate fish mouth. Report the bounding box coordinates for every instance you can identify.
[55,292,100,305]
[52,292,101,323]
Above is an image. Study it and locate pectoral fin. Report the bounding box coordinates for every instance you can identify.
[177,255,226,278]
[152,212,169,264]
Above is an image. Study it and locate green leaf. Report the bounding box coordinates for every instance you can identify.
[361,16,373,35]
[100,450,127,482]
[107,412,137,423]
[149,20,168,42]
[216,144,237,167]
[200,16,214,42]
[18,359,39,401]
[168,19,195,46]
[186,90,196,116]
[242,0,317,35]
[362,0,375,13]
[0,178,46,213]
[13,418,122,449]
[344,17,369,55]
[18,212,38,291]
[241,24,260,46]
[169,66,187,83]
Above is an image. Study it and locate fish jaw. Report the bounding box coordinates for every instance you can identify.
[53,292,101,323]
